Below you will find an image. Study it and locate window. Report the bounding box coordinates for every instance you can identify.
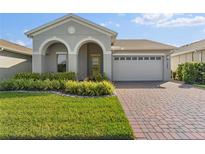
[132,57,137,60]
[120,57,125,60]
[150,56,155,60]
[156,56,161,60]
[114,57,119,60]
[144,57,149,60]
[138,57,143,60]
[57,54,67,72]
[126,57,131,60]
[92,57,100,65]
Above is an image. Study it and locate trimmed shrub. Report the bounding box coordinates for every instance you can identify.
[14,72,76,81]
[0,79,66,91]
[0,79,114,96]
[175,64,184,81]
[195,63,205,83]
[182,62,198,84]
[14,73,41,80]
[65,81,115,96]
[202,72,205,84]
[175,62,205,84]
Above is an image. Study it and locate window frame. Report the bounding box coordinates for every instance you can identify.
[132,57,138,60]
[120,57,125,60]
[150,56,155,60]
[56,53,67,72]
[156,56,162,60]
[138,56,143,60]
[144,56,149,60]
[114,57,120,61]
[126,57,131,60]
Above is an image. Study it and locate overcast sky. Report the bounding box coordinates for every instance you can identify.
[1,13,205,48]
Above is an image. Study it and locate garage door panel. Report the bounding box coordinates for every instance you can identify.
[113,56,163,81]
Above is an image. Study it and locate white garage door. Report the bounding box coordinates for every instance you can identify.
[113,55,163,81]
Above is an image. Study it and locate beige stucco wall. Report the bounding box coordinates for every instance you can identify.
[171,50,205,71]
[32,19,113,79]
[30,18,171,81]
[202,50,205,61]
[0,50,32,80]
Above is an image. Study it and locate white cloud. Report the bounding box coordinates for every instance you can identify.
[100,21,120,28]
[132,14,205,27]
[15,40,26,46]
[100,23,106,27]
[159,16,205,27]
[115,23,120,27]
[23,29,29,33]
[10,40,26,46]
[203,28,205,33]
[132,13,173,26]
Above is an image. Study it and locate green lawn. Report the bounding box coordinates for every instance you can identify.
[193,84,205,89]
[0,92,134,139]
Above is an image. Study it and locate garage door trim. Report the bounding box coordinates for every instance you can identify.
[112,54,164,81]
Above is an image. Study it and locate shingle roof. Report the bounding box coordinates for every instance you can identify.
[0,39,32,56]
[112,39,176,51]
[172,39,205,56]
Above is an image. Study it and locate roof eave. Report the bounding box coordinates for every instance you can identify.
[2,47,32,56]
[25,14,117,37]
[171,47,205,57]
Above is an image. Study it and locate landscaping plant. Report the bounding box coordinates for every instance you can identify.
[0,79,115,96]
[14,72,76,81]
[65,80,115,96]
[175,64,184,81]
[175,62,205,84]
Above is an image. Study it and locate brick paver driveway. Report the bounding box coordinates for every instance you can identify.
[115,81,205,140]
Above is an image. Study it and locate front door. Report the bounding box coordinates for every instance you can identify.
[89,54,101,78]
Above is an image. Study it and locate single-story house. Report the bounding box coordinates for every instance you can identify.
[0,39,32,80]
[26,14,175,81]
[171,39,205,71]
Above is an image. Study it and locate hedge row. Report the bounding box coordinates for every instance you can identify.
[0,79,66,91]
[173,62,205,84]
[65,81,114,96]
[0,79,114,96]
[14,72,76,81]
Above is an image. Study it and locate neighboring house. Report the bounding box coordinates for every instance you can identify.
[26,14,175,81]
[0,39,32,80]
[171,39,205,71]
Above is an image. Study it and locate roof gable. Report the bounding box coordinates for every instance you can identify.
[26,14,117,38]
[0,39,32,56]
[172,39,205,56]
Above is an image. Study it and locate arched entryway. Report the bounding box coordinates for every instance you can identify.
[41,40,69,73]
[77,42,103,80]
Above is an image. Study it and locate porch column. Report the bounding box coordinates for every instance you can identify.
[68,53,78,74]
[32,53,45,73]
[103,51,112,80]
[163,55,171,81]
